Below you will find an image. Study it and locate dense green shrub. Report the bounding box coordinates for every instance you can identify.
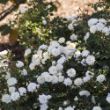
[18,0,70,47]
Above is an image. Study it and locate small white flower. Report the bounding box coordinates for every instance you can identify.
[84,32,90,42]
[16,61,24,68]
[7,77,17,86]
[9,87,16,93]
[66,68,76,78]
[102,27,109,36]
[51,48,61,57]
[90,25,97,34]
[49,66,58,75]
[58,37,65,43]
[0,50,8,56]
[96,74,106,83]
[88,18,98,27]
[70,34,78,41]
[106,93,110,103]
[86,55,95,65]
[38,94,51,104]
[29,63,35,70]
[74,96,78,101]
[27,82,37,92]
[44,74,53,83]
[74,78,83,86]
[21,69,28,76]
[24,48,31,57]
[65,106,74,110]
[39,44,48,50]
[81,50,90,57]
[11,92,20,101]
[79,90,90,97]
[2,94,11,103]
[56,64,63,72]
[92,106,102,110]
[42,19,47,25]
[18,87,27,96]
[37,75,45,84]
[58,75,64,82]
[40,104,48,110]
[68,23,74,30]
[96,22,105,31]
[59,107,63,110]
[64,78,72,86]
[74,50,81,58]
[99,18,107,24]
[57,56,66,64]
[83,75,91,82]
[52,75,59,84]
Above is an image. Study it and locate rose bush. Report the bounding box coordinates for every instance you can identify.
[0,0,110,110]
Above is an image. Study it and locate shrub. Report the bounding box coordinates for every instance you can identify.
[0,0,110,110]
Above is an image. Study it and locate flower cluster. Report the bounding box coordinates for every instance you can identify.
[88,18,110,35]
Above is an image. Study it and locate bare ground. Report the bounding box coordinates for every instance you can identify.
[0,0,99,45]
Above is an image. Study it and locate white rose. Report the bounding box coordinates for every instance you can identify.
[18,87,27,96]
[38,94,51,104]
[99,18,107,24]
[29,63,35,70]
[65,106,74,110]
[102,27,109,36]
[66,68,76,78]
[21,69,28,76]
[81,50,90,57]
[58,75,64,82]
[2,94,11,103]
[42,19,47,25]
[92,106,102,110]
[86,55,95,65]
[37,76,45,84]
[79,90,90,97]
[24,48,31,57]
[106,93,110,103]
[52,75,59,84]
[88,18,98,27]
[51,48,61,57]
[39,44,48,50]
[44,74,53,83]
[27,82,37,92]
[58,37,65,43]
[70,34,78,41]
[74,50,81,58]
[74,78,83,86]
[57,56,66,64]
[96,22,105,31]
[49,66,58,75]
[64,78,72,86]
[83,75,91,82]
[68,23,74,30]
[56,64,63,72]
[96,74,106,83]
[11,92,20,101]
[0,50,8,56]
[7,77,17,86]
[90,25,97,34]
[40,104,48,110]
[16,61,24,68]
[9,87,16,93]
